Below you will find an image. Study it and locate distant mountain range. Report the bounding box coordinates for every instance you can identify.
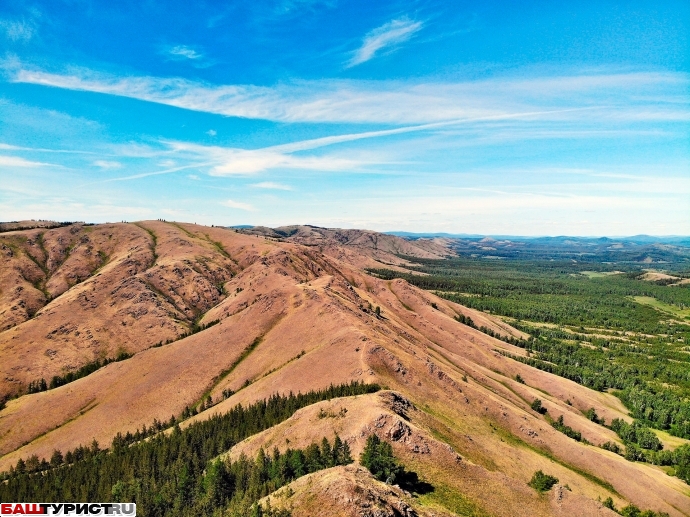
[386,232,690,246]
[231,227,690,263]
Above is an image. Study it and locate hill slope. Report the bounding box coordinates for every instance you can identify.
[0,222,687,516]
[237,224,453,268]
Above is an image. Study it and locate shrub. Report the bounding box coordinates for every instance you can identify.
[620,504,641,517]
[601,441,621,454]
[528,470,558,492]
[531,398,547,414]
[603,497,616,511]
[551,415,582,441]
[455,314,477,328]
[585,407,602,424]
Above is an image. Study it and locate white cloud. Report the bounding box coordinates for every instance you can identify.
[0,142,99,155]
[93,160,122,169]
[221,199,256,211]
[188,174,200,180]
[96,130,391,182]
[211,149,355,175]
[99,162,213,183]
[0,155,53,168]
[102,108,619,180]
[251,181,293,190]
[0,18,36,42]
[166,45,204,60]
[273,171,690,235]
[9,65,687,125]
[165,140,363,176]
[160,45,215,68]
[347,18,423,68]
[206,129,217,136]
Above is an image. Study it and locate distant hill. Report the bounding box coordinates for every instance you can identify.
[382,233,690,264]
[234,224,454,269]
[388,231,690,247]
[0,220,80,233]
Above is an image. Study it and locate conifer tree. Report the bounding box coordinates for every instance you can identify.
[50,449,63,468]
[360,435,403,483]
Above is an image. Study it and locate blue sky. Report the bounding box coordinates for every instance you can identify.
[0,0,688,235]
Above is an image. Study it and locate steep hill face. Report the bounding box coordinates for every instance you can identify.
[0,221,246,397]
[0,222,688,516]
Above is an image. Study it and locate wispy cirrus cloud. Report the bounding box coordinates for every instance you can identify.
[347,17,423,68]
[0,17,37,42]
[83,102,675,183]
[0,155,54,168]
[166,140,361,176]
[166,45,204,60]
[98,125,402,181]
[0,142,100,155]
[93,160,122,169]
[160,45,215,68]
[221,199,256,211]
[8,64,688,125]
[251,181,293,190]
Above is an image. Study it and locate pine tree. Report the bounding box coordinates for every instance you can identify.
[332,434,352,465]
[360,435,403,483]
[304,443,322,472]
[50,449,63,468]
[321,437,333,468]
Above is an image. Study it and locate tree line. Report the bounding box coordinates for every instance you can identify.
[27,351,133,394]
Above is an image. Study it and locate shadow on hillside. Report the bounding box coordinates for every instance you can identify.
[398,470,434,495]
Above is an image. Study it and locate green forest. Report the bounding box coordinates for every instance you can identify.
[369,256,690,483]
